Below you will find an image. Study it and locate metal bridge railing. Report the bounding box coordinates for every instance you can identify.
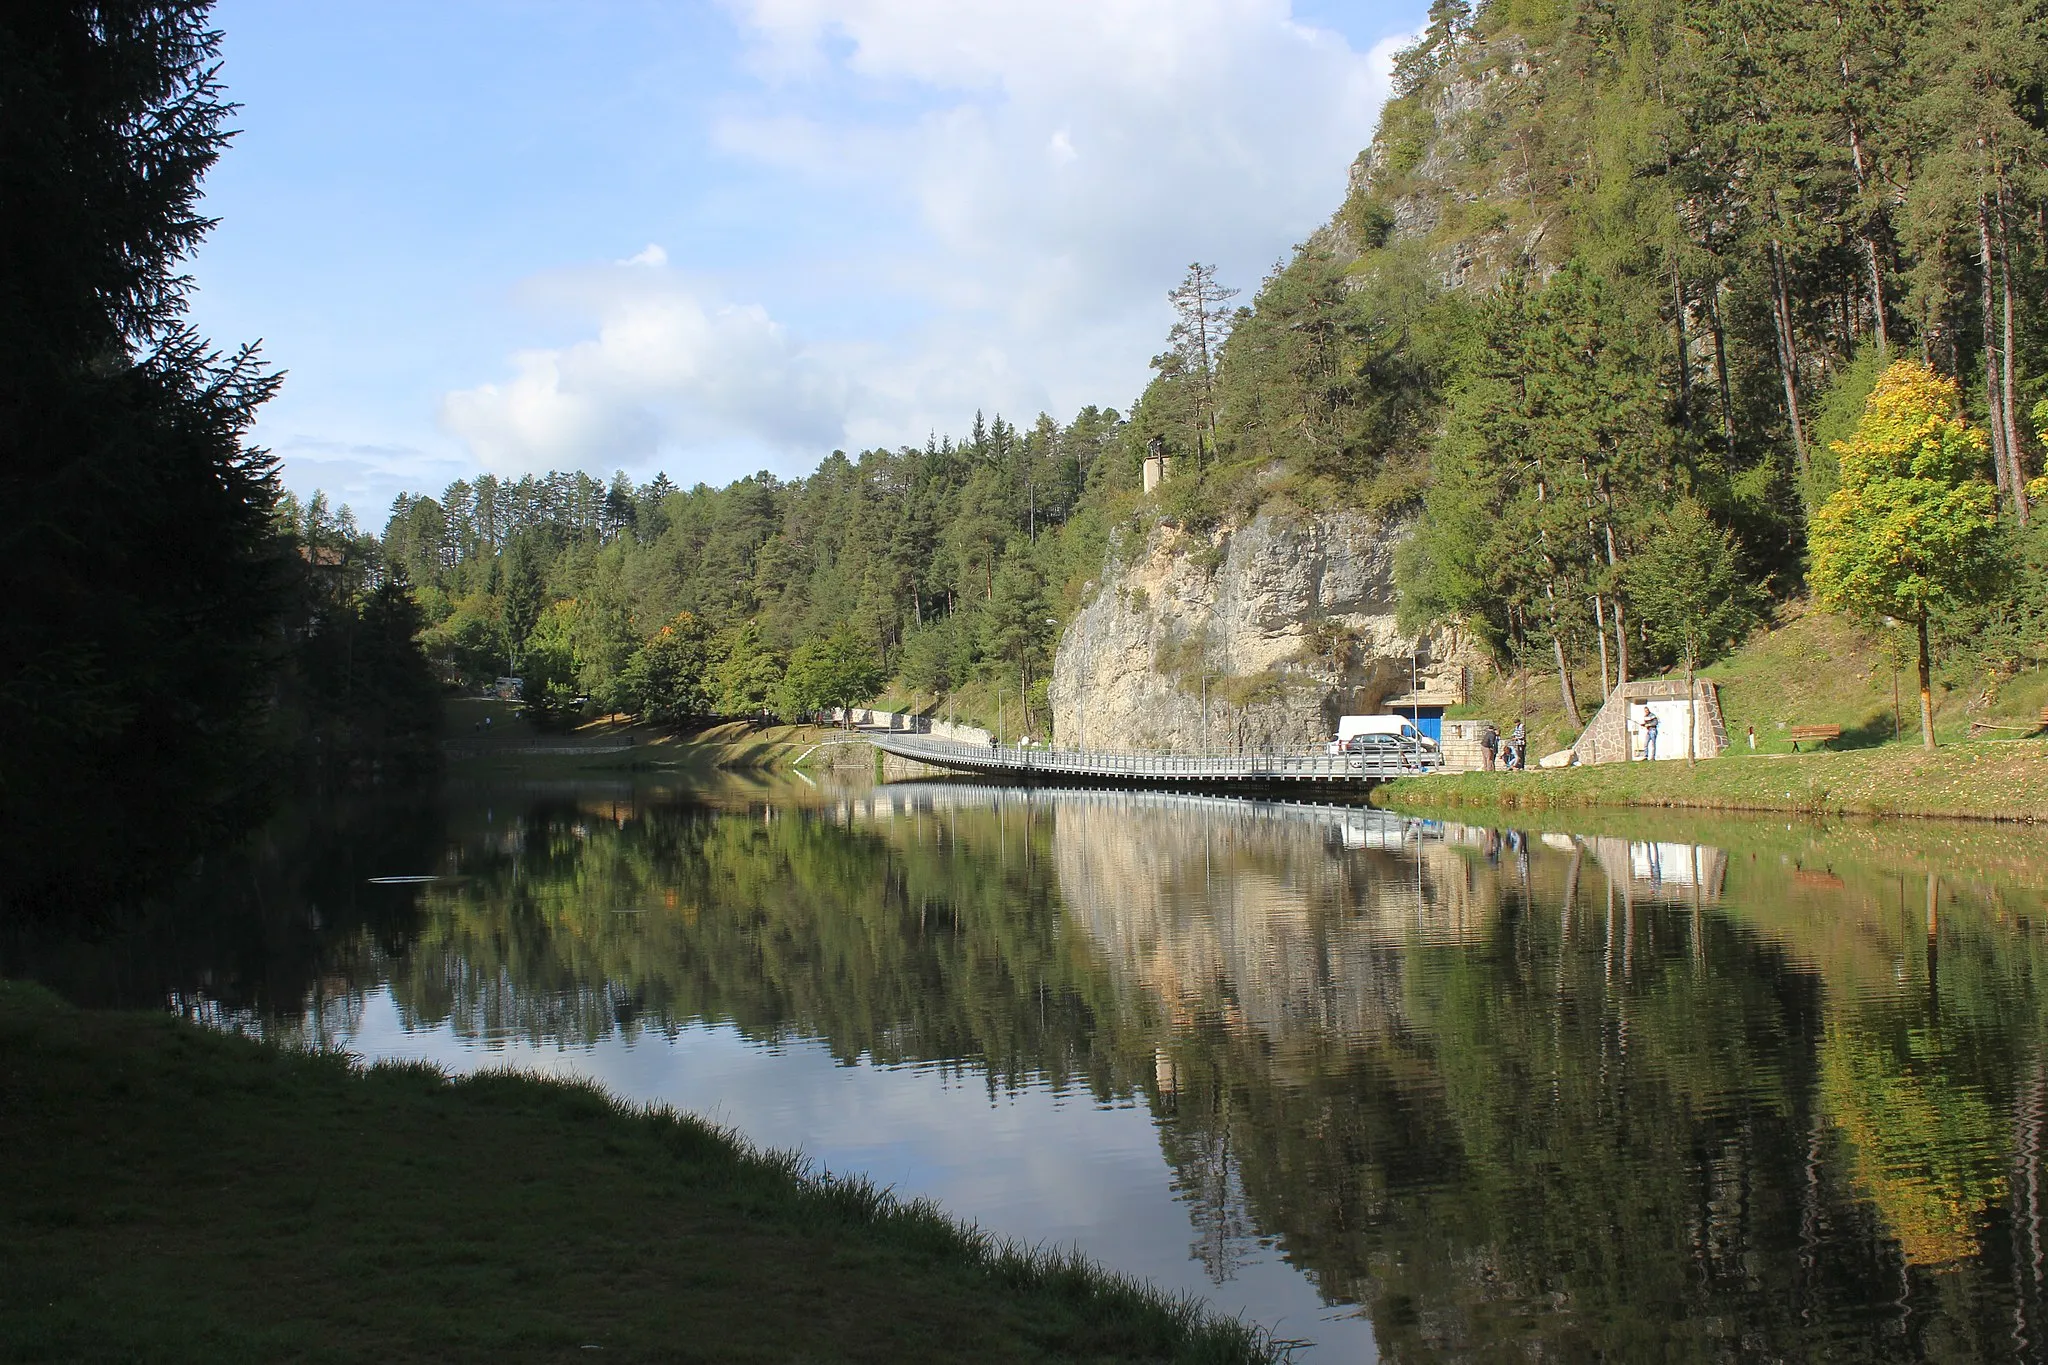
[865,733,1439,782]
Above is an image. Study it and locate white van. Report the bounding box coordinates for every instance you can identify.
[1329,714,1439,755]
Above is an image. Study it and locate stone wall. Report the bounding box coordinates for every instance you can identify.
[1440,719,1497,773]
[1572,680,1727,764]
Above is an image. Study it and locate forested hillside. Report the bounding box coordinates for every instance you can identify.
[1149,0,2048,723]
[358,0,2048,737]
[349,403,1140,734]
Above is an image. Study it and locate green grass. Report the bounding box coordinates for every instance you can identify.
[1449,599,2048,762]
[0,982,1282,1364]
[1376,736,2048,820]
[442,697,860,778]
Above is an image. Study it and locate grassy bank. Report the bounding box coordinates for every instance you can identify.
[0,982,1278,1364]
[443,698,873,778]
[1375,737,2048,821]
[1449,601,2048,761]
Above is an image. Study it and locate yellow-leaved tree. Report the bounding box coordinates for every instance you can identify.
[1809,363,2008,749]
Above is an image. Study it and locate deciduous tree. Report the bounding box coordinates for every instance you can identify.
[1810,362,2008,747]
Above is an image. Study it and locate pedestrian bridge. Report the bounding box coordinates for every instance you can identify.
[863,732,1436,794]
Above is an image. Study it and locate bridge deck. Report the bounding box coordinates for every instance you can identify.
[865,733,1436,788]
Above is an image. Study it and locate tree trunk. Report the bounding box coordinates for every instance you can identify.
[1996,184,2030,524]
[1709,281,1737,454]
[1841,75,1889,355]
[1552,631,1582,729]
[1768,238,1809,479]
[1865,236,1890,355]
[1612,597,1630,686]
[1684,653,1697,768]
[1601,520,1630,684]
[1917,614,1935,751]
[1593,593,1612,699]
[1672,268,1692,418]
[1978,197,2014,499]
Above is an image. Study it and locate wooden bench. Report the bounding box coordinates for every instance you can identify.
[1787,723,1841,751]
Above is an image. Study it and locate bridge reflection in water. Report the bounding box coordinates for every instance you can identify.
[838,783,1726,1050]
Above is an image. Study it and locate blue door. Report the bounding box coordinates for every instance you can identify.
[1415,714,1443,743]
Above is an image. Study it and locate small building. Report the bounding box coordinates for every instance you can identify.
[1572,679,1727,764]
[1379,689,1463,745]
[1142,435,1173,493]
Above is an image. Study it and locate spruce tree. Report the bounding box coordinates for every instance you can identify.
[1,1,288,920]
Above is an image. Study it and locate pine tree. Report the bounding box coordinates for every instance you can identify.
[1,0,290,920]
[1165,264,1239,466]
[1626,499,1756,764]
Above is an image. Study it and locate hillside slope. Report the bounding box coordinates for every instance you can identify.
[1085,0,2044,745]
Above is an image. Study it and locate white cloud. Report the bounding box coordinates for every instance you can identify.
[440,260,854,475]
[719,0,1397,278]
[444,0,1411,478]
[714,0,1410,440]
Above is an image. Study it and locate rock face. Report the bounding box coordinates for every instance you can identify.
[1050,510,1472,753]
[1334,34,1552,292]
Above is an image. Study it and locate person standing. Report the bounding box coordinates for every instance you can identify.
[1509,718,1526,770]
[1641,705,1659,761]
[1479,723,1498,771]
[1746,724,1756,752]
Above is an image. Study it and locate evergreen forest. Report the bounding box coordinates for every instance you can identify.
[339,0,2048,738]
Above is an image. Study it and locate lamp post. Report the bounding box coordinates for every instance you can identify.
[1201,673,1219,757]
[1044,618,1059,749]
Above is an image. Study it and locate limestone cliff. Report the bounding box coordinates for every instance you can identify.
[1050,509,1472,753]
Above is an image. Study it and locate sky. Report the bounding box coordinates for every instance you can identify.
[185,0,1424,524]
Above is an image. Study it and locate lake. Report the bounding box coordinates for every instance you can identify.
[16,772,2048,1361]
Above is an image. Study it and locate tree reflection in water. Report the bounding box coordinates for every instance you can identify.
[26,777,2047,1360]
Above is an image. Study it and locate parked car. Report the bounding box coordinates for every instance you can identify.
[1344,731,1435,770]
[1327,714,1441,758]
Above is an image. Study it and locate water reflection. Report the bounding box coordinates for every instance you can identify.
[12,777,2048,1360]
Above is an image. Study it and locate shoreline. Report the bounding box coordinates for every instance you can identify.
[441,701,876,779]
[0,981,1281,1363]
[1372,738,2048,823]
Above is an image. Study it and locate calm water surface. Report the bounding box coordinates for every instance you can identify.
[18,774,2048,1361]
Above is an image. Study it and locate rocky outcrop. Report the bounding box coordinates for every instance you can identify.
[1331,33,1555,293]
[1050,510,1473,753]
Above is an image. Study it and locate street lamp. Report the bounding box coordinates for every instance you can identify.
[1044,618,1059,749]
[1201,673,1220,756]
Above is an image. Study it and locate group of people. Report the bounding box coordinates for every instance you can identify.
[1479,719,1526,771]
[1479,704,1675,770]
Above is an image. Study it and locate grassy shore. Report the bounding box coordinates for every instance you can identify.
[443,698,875,779]
[1375,737,2048,821]
[1445,601,2048,762]
[0,982,1279,1364]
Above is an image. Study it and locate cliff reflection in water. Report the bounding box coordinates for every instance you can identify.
[190,780,2046,1359]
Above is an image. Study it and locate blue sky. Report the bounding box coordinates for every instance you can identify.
[185,0,1424,524]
